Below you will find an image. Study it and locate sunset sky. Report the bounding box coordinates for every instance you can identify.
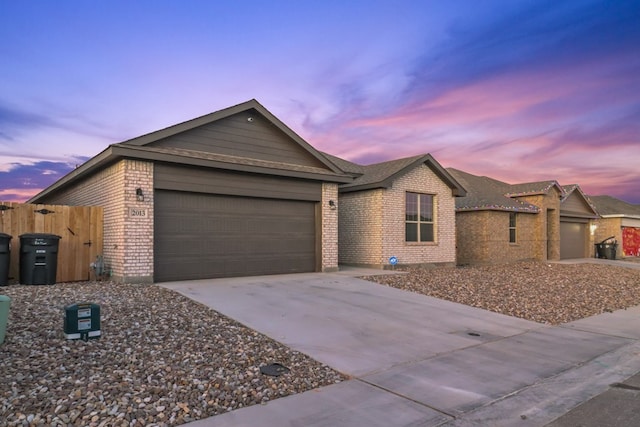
[1,0,639,203]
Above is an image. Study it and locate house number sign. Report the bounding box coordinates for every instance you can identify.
[130,208,148,217]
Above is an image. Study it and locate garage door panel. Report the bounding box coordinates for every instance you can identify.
[155,191,316,281]
[560,221,587,259]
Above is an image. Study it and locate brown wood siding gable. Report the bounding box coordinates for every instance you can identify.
[561,192,597,217]
[148,110,328,169]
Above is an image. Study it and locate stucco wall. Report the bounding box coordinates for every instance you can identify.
[36,159,154,283]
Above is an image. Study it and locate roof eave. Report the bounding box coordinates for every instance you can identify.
[601,214,640,220]
[456,206,540,213]
[28,146,118,203]
[119,99,345,176]
[340,154,467,196]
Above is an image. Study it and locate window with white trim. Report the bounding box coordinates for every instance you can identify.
[405,192,434,242]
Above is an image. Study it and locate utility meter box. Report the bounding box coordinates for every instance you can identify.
[64,303,101,340]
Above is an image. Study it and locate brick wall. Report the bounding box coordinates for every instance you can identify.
[381,164,457,266]
[338,189,384,265]
[338,164,457,268]
[593,217,622,258]
[456,210,543,264]
[321,183,339,272]
[37,159,154,283]
[516,190,561,261]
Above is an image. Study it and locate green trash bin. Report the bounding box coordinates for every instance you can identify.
[0,295,10,345]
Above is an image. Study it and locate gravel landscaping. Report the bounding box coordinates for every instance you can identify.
[0,282,345,426]
[2,261,639,426]
[363,261,640,325]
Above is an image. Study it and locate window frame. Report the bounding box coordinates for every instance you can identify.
[405,192,435,243]
[509,212,517,243]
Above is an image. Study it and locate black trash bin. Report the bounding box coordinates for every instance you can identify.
[595,236,618,260]
[0,233,11,286]
[19,234,61,285]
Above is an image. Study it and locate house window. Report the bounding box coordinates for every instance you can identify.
[509,212,517,243]
[405,192,434,242]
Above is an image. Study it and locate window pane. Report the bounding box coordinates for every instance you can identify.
[406,193,418,221]
[420,223,434,242]
[509,212,516,227]
[420,195,433,222]
[406,223,418,242]
[510,228,516,243]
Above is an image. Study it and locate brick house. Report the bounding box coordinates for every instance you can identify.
[29,100,353,283]
[28,99,466,282]
[590,195,640,258]
[324,153,466,268]
[447,169,598,265]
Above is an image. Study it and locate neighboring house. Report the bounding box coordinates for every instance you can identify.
[589,195,640,258]
[324,153,466,269]
[29,99,353,283]
[559,185,600,259]
[447,169,598,265]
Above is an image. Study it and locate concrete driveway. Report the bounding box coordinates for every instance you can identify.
[162,269,640,427]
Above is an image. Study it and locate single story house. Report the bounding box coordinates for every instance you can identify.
[589,195,640,258]
[29,99,465,282]
[447,169,598,264]
[324,153,466,269]
[29,100,353,282]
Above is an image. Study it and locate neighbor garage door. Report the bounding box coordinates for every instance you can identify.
[154,191,316,282]
[560,221,587,259]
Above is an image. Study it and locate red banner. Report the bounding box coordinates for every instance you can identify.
[622,227,640,257]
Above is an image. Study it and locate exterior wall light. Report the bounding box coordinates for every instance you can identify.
[590,223,597,236]
[136,188,145,202]
[328,200,337,210]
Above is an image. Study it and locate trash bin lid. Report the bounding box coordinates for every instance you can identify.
[0,233,11,240]
[19,233,62,240]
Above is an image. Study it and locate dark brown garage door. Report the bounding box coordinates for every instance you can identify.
[154,191,316,282]
[560,221,587,259]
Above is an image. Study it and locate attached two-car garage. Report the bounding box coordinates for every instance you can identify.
[153,163,322,282]
[154,191,316,281]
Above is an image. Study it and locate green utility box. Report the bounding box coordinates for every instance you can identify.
[0,295,10,345]
[64,303,101,340]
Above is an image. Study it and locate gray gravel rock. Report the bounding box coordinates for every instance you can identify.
[0,282,345,426]
[363,261,640,325]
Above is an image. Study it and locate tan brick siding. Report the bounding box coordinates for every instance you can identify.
[338,189,384,265]
[456,188,562,265]
[381,164,457,266]
[321,183,339,271]
[36,159,154,283]
[593,217,622,258]
[338,164,457,268]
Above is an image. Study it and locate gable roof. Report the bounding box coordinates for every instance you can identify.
[589,195,640,218]
[505,180,564,197]
[560,184,599,218]
[29,99,352,203]
[325,153,466,196]
[447,168,541,212]
[118,99,344,174]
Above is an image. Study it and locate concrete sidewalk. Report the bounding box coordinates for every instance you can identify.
[162,264,640,427]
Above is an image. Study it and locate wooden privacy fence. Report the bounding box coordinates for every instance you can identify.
[0,202,103,283]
